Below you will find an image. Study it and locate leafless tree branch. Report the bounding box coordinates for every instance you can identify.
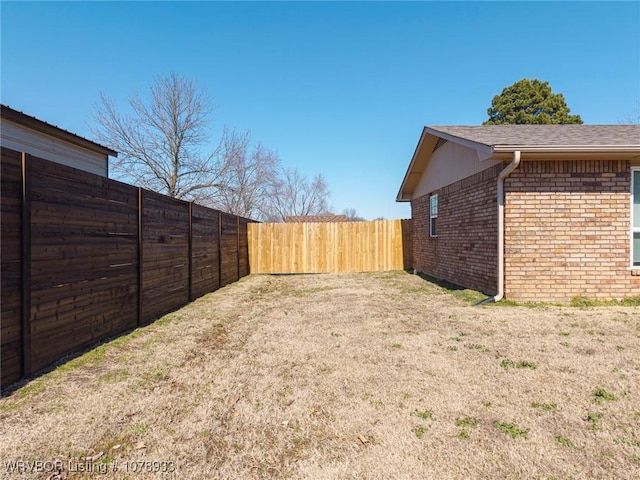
[91,73,331,219]
[91,72,222,200]
[263,168,330,222]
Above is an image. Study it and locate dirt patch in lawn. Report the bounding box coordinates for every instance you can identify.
[1,272,639,479]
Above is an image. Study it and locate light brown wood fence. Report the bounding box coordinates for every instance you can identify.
[248,219,412,274]
[1,147,254,389]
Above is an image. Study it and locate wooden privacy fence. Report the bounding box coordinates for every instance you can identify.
[248,219,412,274]
[1,147,253,389]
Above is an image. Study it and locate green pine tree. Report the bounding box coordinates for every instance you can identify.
[484,78,583,125]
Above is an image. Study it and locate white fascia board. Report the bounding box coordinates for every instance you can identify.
[493,145,640,154]
[423,127,494,157]
[477,150,496,162]
[396,127,429,202]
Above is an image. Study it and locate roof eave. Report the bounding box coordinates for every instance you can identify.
[396,127,428,202]
[492,145,640,154]
[1,105,118,157]
[396,127,494,202]
[424,126,494,156]
[397,127,640,203]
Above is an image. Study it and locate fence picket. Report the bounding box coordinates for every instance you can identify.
[247,220,412,274]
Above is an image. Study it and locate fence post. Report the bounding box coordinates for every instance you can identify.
[20,153,32,378]
[236,215,240,281]
[137,188,143,326]
[217,210,222,287]
[188,202,193,302]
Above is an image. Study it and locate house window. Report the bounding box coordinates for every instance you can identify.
[633,169,640,268]
[430,194,438,237]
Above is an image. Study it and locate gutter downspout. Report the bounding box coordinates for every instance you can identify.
[477,150,521,305]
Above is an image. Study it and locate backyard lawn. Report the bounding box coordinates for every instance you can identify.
[1,272,639,479]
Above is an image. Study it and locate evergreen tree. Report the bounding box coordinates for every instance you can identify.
[484,78,583,125]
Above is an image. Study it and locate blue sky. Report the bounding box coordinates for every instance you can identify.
[2,1,639,220]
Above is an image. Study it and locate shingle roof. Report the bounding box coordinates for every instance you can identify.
[397,124,640,202]
[427,125,640,148]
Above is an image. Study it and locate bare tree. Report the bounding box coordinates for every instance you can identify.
[265,169,330,222]
[342,208,366,221]
[621,100,640,124]
[91,72,332,221]
[204,127,280,220]
[91,72,223,200]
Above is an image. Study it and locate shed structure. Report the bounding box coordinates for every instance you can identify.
[1,104,115,176]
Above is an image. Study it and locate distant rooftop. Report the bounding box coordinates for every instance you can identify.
[285,214,348,223]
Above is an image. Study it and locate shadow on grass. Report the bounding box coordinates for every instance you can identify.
[406,270,640,308]
[1,306,184,398]
[406,270,488,305]
[570,296,640,308]
[0,327,139,399]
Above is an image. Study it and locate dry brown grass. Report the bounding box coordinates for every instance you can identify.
[1,271,639,479]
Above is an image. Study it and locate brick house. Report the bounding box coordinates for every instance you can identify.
[397,125,640,303]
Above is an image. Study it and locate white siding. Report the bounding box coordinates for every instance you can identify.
[0,119,108,176]
[413,141,501,198]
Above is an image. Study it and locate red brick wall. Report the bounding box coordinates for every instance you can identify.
[411,164,504,295]
[505,160,640,302]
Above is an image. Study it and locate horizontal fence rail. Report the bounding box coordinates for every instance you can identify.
[248,219,412,274]
[0,147,254,389]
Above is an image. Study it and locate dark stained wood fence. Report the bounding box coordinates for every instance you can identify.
[1,149,23,387]
[0,147,254,389]
[29,155,140,372]
[190,204,220,300]
[238,218,250,278]
[141,191,190,324]
[220,213,239,287]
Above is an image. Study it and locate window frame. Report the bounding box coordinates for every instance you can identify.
[632,167,640,269]
[429,194,438,238]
